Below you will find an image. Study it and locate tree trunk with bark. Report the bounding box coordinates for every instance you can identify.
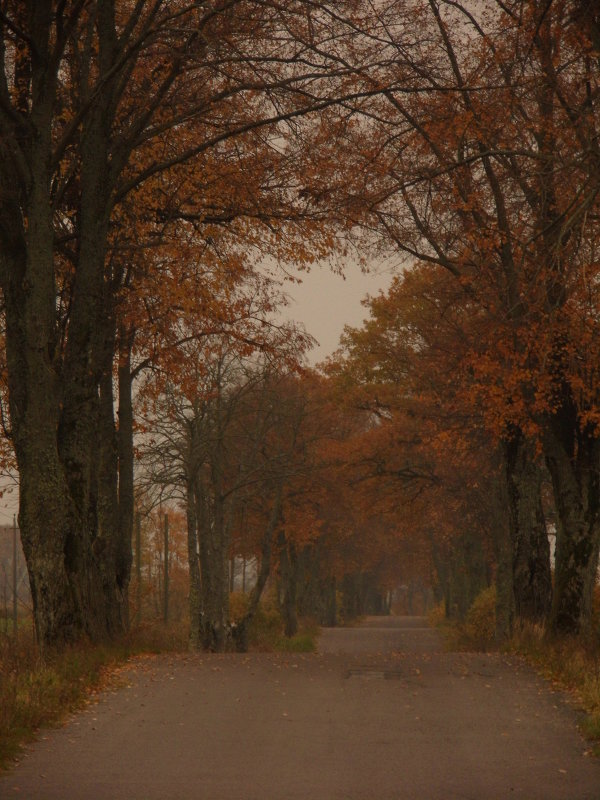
[296,544,337,626]
[117,337,135,628]
[186,482,202,651]
[492,489,516,641]
[0,30,104,643]
[278,532,298,638]
[503,433,552,623]
[0,2,135,647]
[196,483,231,652]
[544,419,600,635]
[96,324,126,636]
[233,486,282,652]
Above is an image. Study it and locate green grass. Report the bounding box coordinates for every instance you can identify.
[274,622,319,653]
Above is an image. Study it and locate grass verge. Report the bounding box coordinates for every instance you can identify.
[0,608,319,772]
[429,596,600,756]
[506,624,600,756]
[0,621,189,771]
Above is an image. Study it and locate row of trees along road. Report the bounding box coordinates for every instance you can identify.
[136,336,405,651]
[0,1,599,648]
[0,0,370,647]
[318,1,600,637]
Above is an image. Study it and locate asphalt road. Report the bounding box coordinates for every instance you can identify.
[1,616,599,799]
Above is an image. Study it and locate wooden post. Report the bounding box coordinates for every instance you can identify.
[163,513,169,624]
[135,512,142,626]
[12,514,17,635]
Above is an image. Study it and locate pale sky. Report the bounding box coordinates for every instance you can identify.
[284,260,395,365]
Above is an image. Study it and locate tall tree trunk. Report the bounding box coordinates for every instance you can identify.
[96,297,135,634]
[544,423,600,635]
[492,487,515,641]
[427,529,451,615]
[503,432,552,622]
[486,449,515,640]
[116,336,135,628]
[197,485,230,652]
[0,47,92,643]
[56,102,114,637]
[0,0,136,647]
[186,479,202,651]
[97,329,124,636]
[278,532,298,638]
[324,577,337,627]
[444,531,489,621]
[233,486,283,652]
[53,0,133,642]
[296,544,336,626]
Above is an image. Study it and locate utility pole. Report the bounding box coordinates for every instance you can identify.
[12,514,17,635]
[163,513,169,624]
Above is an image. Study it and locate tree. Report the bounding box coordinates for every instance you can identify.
[303,0,600,634]
[138,328,314,650]
[0,0,369,646]
[325,262,541,634]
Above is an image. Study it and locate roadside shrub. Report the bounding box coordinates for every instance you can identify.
[229,592,319,652]
[427,601,446,628]
[126,620,189,653]
[228,592,251,625]
[464,585,496,650]
[275,633,317,653]
[229,591,284,650]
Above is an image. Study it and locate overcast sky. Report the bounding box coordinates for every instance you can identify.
[283,260,395,365]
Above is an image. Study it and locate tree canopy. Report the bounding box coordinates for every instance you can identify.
[1,0,599,647]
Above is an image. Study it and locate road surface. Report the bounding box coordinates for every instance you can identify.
[1,616,598,799]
